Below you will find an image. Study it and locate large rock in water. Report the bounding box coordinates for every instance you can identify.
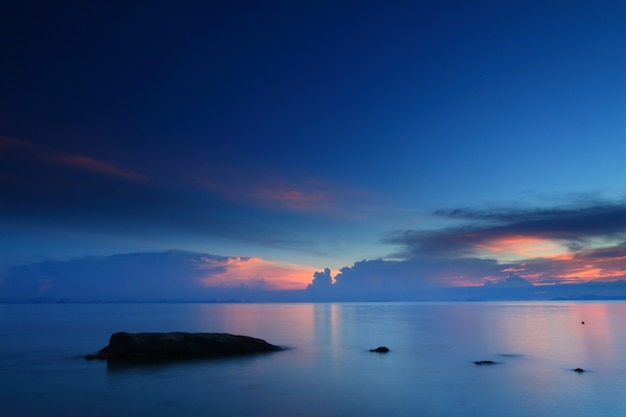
[85,332,284,361]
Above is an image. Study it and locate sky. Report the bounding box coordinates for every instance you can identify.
[2,0,626,301]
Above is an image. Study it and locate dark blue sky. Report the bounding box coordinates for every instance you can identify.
[2,1,626,299]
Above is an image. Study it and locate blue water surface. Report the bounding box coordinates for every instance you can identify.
[1,301,625,416]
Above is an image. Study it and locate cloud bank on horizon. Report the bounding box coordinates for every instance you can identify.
[0,250,315,302]
[3,200,626,302]
[304,201,626,298]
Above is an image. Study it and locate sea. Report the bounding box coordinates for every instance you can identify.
[1,301,625,417]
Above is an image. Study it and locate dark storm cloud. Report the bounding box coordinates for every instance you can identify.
[386,203,626,258]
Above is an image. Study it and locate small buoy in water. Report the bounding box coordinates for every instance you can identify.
[581,321,585,324]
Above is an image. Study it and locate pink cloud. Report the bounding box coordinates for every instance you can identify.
[195,256,316,290]
[475,235,567,260]
[497,245,626,285]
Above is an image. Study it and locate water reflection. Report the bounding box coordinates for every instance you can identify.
[195,303,317,347]
[3,301,626,417]
[483,302,620,367]
[313,303,339,351]
[574,302,615,368]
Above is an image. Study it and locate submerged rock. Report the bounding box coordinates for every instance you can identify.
[370,346,390,353]
[85,332,284,361]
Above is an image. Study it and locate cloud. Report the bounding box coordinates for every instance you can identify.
[1,136,166,235]
[433,203,626,244]
[0,135,149,183]
[484,274,533,288]
[303,256,509,300]
[4,247,626,303]
[44,154,149,183]
[301,200,626,299]
[0,250,315,301]
[386,202,626,262]
[505,244,626,285]
[333,257,505,288]
[196,256,315,290]
[191,174,331,213]
[190,170,370,217]
[1,137,319,252]
[304,258,626,301]
[382,202,626,286]
[306,267,334,292]
[0,136,39,149]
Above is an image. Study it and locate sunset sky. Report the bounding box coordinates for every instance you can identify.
[2,1,626,300]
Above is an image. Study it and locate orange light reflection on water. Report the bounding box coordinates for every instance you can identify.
[195,303,342,366]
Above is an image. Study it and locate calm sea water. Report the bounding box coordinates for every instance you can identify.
[1,301,625,417]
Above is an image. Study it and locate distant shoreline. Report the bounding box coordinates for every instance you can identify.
[2,296,626,305]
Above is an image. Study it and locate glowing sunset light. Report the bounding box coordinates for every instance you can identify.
[558,265,626,281]
[501,265,528,274]
[475,236,567,261]
[515,272,545,281]
[559,266,605,280]
[551,253,575,261]
[197,256,316,290]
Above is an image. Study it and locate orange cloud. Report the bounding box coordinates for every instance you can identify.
[554,260,626,283]
[196,256,316,290]
[475,235,567,260]
[495,243,626,285]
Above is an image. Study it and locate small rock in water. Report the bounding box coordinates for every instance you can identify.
[474,360,498,365]
[370,346,390,353]
[573,367,585,373]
